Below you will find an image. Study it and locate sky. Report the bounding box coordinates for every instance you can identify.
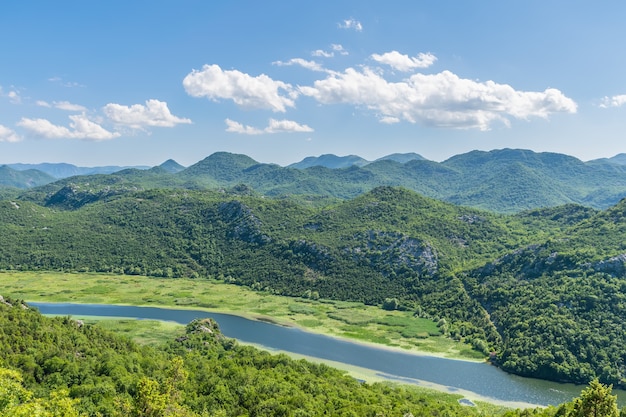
[1,1,626,167]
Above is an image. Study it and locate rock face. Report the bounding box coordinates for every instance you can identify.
[218,201,271,244]
[592,253,626,277]
[345,230,438,276]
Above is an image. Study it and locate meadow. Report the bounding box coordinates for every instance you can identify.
[0,270,486,360]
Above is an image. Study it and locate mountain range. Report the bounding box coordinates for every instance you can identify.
[4,148,626,213]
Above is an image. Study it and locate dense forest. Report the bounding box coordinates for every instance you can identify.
[0,297,621,416]
[2,178,626,388]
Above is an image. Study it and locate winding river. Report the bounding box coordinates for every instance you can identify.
[30,302,626,408]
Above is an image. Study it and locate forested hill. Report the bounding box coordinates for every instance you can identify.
[8,148,626,213]
[4,186,626,387]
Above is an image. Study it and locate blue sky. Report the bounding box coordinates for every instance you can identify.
[1,1,625,167]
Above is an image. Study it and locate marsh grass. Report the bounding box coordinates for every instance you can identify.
[0,270,485,360]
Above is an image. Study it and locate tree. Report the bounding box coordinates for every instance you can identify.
[569,378,619,417]
[382,297,399,311]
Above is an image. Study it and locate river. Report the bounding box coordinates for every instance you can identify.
[30,302,626,408]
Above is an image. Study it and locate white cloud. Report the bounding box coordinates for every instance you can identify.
[300,68,577,130]
[311,44,348,58]
[312,49,333,58]
[183,64,296,112]
[225,118,263,135]
[18,114,121,140]
[600,94,626,108]
[332,44,349,55]
[266,118,313,133]
[273,58,325,72]
[48,77,84,88]
[36,100,87,111]
[7,90,21,104]
[380,116,400,124]
[103,99,191,129]
[0,125,21,142]
[225,118,313,135]
[339,18,363,32]
[371,51,437,72]
[53,101,87,112]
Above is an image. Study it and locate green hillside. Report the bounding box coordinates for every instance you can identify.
[6,185,626,386]
[13,149,626,213]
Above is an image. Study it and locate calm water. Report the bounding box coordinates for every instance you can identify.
[30,302,626,407]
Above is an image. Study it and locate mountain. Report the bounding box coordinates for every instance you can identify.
[0,165,56,188]
[587,153,626,167]
[159,158,185,173]
[11,148,626,213]
[179,152,259,184]
[7,162,150,178]
[374,152,426,164]
[289,154,370,169]
[289,153,425,169]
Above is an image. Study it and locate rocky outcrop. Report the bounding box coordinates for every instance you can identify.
[345,230,438,276]
[218,201,271,245]
[592,253,626,277]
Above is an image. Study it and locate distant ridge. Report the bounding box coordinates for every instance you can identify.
[7,162,150,179]
[289,153,425,169]
[374,153,425,164]
[289,154,369,169]
[6,148,626,213]
[0,165,55,188]
[587,153,626,166]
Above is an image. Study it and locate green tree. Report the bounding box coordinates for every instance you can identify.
[569,378,618,417]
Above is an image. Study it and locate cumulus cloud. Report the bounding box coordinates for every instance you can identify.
[371,51,437,71]
[103,99,191,129]
[183,64,296,112]
[225,119,264,135]
[299,68,577,130]
[0,125,21,142]
[225,118,313,135]
[18,114,120,140]
[266,118,314,133]
[36,100,51,107]
[339,18,363,32]
[600,94,626,108]
[273,58,325,72]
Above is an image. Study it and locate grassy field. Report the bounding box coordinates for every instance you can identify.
[0,270,486,360]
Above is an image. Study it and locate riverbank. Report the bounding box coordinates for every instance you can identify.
[34,303,542,410]
[0,270,485,361]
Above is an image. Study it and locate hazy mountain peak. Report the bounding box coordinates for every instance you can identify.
[374,153,425,164]
[159,159,185,173]
[289,154,369,169]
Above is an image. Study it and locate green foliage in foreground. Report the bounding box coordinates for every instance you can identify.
[0,297,544,417]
